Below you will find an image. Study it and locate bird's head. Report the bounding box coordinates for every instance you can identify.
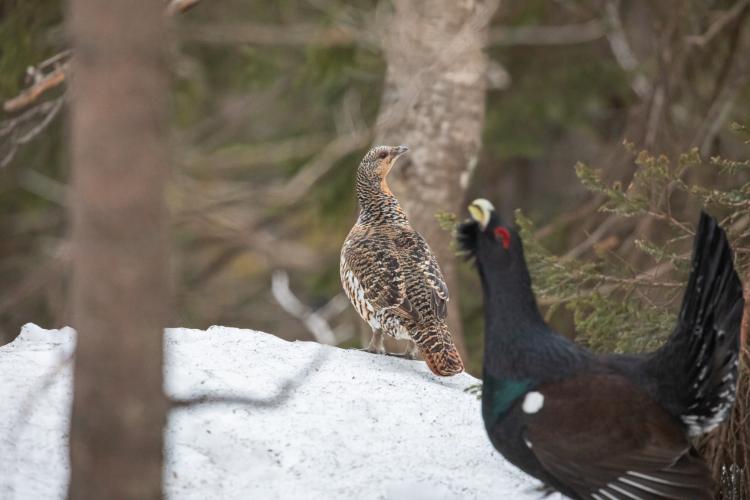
[358,145,409,181]
[458,199,543,334]
[457,198,517,266]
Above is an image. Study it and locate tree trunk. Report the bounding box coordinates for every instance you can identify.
[66,0,171,498]
[374,0,498,360]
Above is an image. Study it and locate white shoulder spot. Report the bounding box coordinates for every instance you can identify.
[522,391,544,414]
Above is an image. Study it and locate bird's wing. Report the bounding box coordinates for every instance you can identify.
[394,229,449,319]
[523,374,714,500]
[341,228,419,321]
[423,246,449,318]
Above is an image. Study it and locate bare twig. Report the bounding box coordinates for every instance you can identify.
[3,63,69,113]
[533,195,606,240]
[596,273,681,289]
[685,0,750,47]
[644,85,665,148]
[694,59,750,155]
[35,49,74,71]
[1,97,65,168]
[182,133,328,173]
[488,19,605,46]
[645,210,695,236]
[741,270,750,349]
[604,0,651,99]
[165,0,202,15]
[560,214,621,262]
[274,128,371,203]
[19,169,69,205]
[271,270,351,345]
[177,205,324,269]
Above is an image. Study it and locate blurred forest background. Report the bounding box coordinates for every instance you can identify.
[1,0,749,373]
[2,0,750,496]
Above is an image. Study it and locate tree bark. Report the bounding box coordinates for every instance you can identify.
[66,0,171,498]
[741,272,749,352]
[374,0,499,360]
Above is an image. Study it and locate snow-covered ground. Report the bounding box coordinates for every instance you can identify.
[0,324,549,500]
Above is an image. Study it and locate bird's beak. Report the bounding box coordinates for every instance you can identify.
[390,145,409,159]
[468,199,494,231]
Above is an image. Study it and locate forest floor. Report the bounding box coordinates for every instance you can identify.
[0,324,551,499]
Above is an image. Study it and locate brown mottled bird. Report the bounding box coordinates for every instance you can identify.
[340,145,464,376]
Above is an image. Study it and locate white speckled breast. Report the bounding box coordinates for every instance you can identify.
[340,253,409,339]
[340,256,378,329]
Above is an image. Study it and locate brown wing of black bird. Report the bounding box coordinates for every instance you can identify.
[524,374,714,500]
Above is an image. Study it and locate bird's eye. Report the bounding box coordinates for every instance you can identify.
[494,227,511,250]
[378,151,388,159]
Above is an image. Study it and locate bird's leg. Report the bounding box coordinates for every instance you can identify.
[386,340,420,360]
[403,340,419,360]
[360,329,386,355]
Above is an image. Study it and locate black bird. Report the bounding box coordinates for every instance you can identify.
[457,199,744,500]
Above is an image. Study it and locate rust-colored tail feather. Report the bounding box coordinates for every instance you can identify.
[422,345,464,376]
[416,323,464,376]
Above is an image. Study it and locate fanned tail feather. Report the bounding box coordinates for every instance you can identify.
[650,210,744,436]
[415,323,464,376]
[422,344,464,376]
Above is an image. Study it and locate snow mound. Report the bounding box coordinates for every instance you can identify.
[0,324,549,500]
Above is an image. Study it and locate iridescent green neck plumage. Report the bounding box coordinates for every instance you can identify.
[481,372,533,427]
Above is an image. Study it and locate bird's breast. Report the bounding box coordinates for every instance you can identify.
[340,264,378,326]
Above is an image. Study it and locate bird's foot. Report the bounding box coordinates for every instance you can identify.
[385,349,419,360]
[384,351,417,360]
[351,330,387,355]
[356,345,387,355]
[406,343,419,360]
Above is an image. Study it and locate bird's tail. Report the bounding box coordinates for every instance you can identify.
[414,323,465,376]
[650,211,744,435]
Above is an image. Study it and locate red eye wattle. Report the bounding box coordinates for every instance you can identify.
[494,227,511,250]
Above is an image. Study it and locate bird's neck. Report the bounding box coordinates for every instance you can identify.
[356,173,409,226]
[476,239,548,365]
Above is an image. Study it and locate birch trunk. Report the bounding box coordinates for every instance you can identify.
[374,0,498,359]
